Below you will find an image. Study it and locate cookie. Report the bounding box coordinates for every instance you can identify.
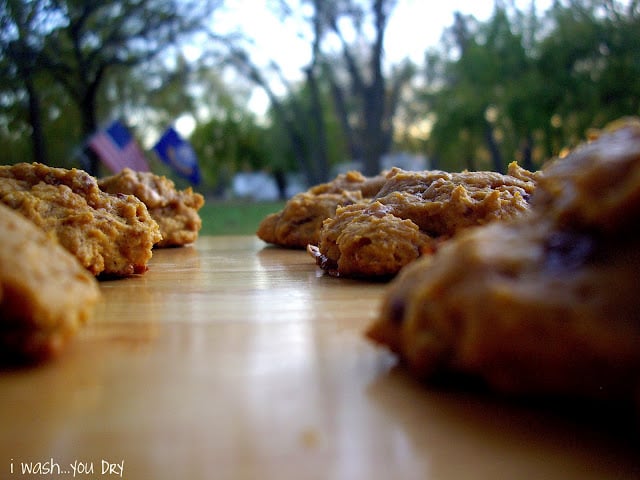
[99,168,204,247]
[310,163,537,277]
[257,170,388,248]
[0,163,161,276]
[367,118,640,406]
[307,201,431,277]
[0,203,101,363]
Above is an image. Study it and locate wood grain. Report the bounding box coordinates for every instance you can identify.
[0,236,637,479]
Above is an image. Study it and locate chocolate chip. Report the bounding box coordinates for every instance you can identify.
[388,297,406,325]
[545,230,596,271]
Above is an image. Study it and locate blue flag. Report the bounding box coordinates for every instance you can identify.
[153,127,201,185]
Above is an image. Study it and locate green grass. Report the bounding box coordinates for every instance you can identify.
[199,199,286,236]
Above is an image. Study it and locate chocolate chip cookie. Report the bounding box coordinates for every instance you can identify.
[310,163,537,277]
[99,168,204,247]
[257,170,388,248]
[0,163,161,276]
[367,118,640,407]
[0,203,101,363]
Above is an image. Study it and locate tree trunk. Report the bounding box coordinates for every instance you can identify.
[520,132,535,171]
[25,79,47,165]
[361,0,387,176]
[305,67,331,183]
[80,84,100,175]
[326,66,362,162]
[484,122,504,173]
[362,86,385,176]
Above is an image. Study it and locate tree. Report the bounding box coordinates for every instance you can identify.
[0,0,55,164]
[304,0,416,176]
[424,7,535,173]
[265,70,349,179]
[226,0,415,182]
[190,102,274,193]
[421,0,640,173]
[536,0,640,151]
[227,45,327,186]
[0,0,221,174]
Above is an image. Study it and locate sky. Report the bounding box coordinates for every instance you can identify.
[177,0,553,135]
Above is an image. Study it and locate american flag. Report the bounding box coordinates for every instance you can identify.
[88,120,150,173]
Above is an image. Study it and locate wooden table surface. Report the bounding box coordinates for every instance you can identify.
[0,236,638,479]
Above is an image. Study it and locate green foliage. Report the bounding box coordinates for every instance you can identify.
[1,0,639,183]
[0,0,220,170]
[422,0,640,172]
[264,78,348,174]
[189,109,273,191]
[0,74,82,167]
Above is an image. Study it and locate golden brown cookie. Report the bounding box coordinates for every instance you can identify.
[310,163,537,278]
[0,203,101,363]
[307,201,432,277]
[99,168,204,247]
[257,170,388,248]
[0,163,161,276]
[367,118,640,407]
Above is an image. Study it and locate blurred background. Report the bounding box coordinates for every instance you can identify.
[1,0,638,233]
